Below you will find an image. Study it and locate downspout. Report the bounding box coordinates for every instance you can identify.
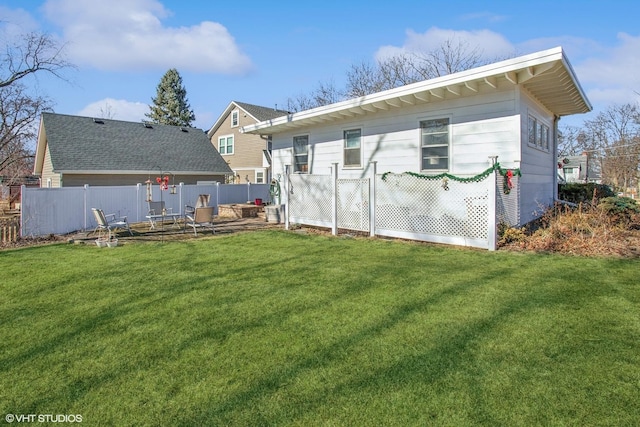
[552,115,560,202]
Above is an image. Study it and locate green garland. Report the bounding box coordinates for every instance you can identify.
[381,162,521,183]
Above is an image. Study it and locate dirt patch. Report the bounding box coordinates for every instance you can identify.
[1,217,283,250]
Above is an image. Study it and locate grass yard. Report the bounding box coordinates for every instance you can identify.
[1,230,639,426]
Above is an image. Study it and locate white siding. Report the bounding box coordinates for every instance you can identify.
[519,89,556,223]
[272,87,519,181]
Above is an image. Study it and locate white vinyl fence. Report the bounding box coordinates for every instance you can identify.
[285,164,520,250]
[21,183,269,237]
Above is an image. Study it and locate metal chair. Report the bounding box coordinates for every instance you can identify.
[92,208,132,239]
[184,206,215,236]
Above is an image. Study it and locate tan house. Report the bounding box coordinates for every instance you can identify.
[34,112,233,187]
[207,101,288,183]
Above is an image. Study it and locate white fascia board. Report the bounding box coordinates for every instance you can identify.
[57,170,228,175]
[559,49,593,112]
[206,101,238,137]
[242,47,571,134]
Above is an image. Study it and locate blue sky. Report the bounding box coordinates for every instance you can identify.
[2,0,639,133]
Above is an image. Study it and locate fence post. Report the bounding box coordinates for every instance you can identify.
[284,165,290,230]
[84,184,89,231]
[20,185,25,237]
[216,182,220,211]
[487,167,498,251]
[332,163,338,235]
[370,161,377,237]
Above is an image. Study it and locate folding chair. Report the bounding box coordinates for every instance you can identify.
[92,208,132,239]
[184,206,215,236]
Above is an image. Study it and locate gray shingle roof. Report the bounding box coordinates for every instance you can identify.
[233,101,289,122]
[42,112,232,174]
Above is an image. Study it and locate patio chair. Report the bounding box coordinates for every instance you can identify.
[184,206,215,236]
[92,208,132,239]
[146,201,180,229]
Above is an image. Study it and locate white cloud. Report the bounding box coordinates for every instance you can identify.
[573,32,640,107]
[375,27,515,62]
[42,0,252,74]
[77,98,149,122]
[0,6,41,39]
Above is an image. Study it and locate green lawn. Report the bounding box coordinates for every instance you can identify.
[1,230,639,426]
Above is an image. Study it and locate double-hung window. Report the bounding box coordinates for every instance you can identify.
[293,135,309,173]
[343,129,362,168]
[231,110,239,127]
[219,135,234,155]
[420,118,449,171]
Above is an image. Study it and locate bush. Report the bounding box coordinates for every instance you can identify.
[498,222,527,246]
[598,196,640,227]
[558,183,615,205]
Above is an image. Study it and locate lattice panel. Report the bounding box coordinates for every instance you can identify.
[375,174,489,239]
[496,175,520,227]
[337,179,369,232]
[288,174,333,224]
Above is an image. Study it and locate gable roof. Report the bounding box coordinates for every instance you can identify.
[206,101,289,137]
[34,113,233,175]
[242,47,591,135]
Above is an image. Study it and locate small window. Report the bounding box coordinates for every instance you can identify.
[231,110,239,127]
[293,135,309,173]
[218,135,234,155]
[256,171,264,183]
[528,114,550,152]
[528,115,537,147]
[540,123,550,151]
[343,129,362,168]
[420,118,449,171]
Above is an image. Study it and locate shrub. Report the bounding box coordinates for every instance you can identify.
[598,196,640,227]
[558,183,615,205]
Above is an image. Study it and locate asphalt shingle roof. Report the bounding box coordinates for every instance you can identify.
[233,101,289,122]
[42,112,232,174]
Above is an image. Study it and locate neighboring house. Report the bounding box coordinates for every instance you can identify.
[243,47,591,227]
[557,153,600,184]
[207,101,288,184]
[34,112,233,187]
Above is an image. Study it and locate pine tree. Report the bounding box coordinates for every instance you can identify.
[145,69,195,127]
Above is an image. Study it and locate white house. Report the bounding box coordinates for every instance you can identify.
[242,47,591,248]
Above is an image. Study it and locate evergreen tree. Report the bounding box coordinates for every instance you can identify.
[146,68,195,127]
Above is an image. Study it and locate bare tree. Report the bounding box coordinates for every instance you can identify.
[0,83,51,178]
[579,103,640,195]
[1,32,72,88]
[346,37,494,98]
[411,38,485,79]
[99,102,116,119]
[0,31,72,181]
[286,79,344,112]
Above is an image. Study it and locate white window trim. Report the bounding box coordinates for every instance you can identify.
[292,134,310,174]
[343,127,363,169]
[419,116,451,172]
[231,110,239,127]
[527,113,551,153]
[218,134,234,155]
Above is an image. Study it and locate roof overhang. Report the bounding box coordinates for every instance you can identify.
[242,47,591,135]
[53,170,232,175]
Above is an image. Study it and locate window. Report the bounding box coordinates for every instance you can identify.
[293,135,309,173]
[528,114,550,152]
[420,118,449,171]
[231,110,239,127]
[218,135,234,155]
[256,171,264,183]
[343,129,362,168]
